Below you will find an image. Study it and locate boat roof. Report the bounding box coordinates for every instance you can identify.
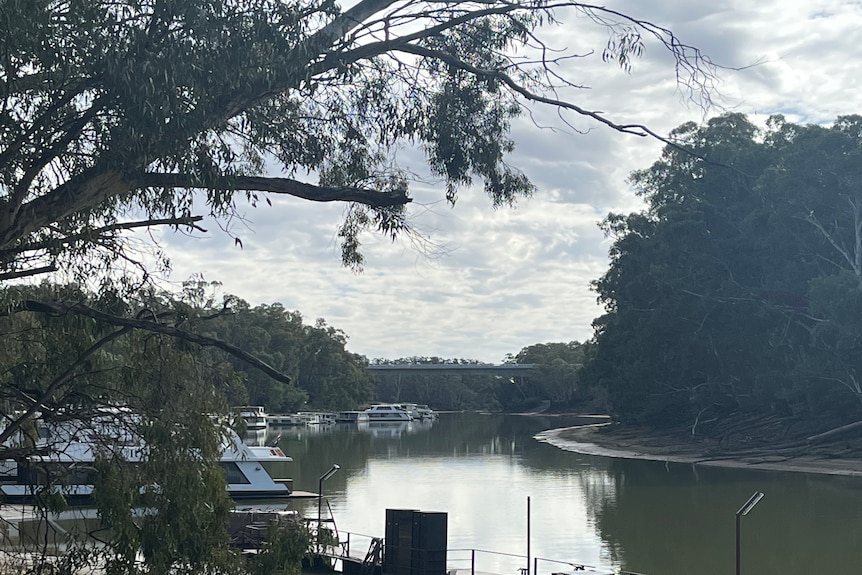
[23,428,291,464]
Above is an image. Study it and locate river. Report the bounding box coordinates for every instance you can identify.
[256,412,862,575]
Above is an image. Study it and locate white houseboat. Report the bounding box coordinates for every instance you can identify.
[296,412,336,425]
[0,428,294,503]
[364,404,412,422]
[268,413,303,426]
[334,410,370,424]
[234,405,268,431]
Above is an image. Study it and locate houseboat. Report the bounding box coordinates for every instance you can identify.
[0,428,294,503]
[296,412,336,425]
[267,413,303,426]
[413,404,438,420]
[364,404,412,422]
[234,405,268,431]
[334,410,370,424]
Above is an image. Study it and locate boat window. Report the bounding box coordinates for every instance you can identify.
[219,462,251,484]
[18,462,96,486]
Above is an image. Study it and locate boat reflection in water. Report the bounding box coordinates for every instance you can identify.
[367,419,434,439]
[260,417,436,441]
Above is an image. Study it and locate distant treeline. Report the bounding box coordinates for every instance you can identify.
[0,281,588,417]
[368,343,588,412]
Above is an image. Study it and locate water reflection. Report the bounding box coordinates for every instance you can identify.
[251,419,437,444]
[273,412,862,575]
[587,458,862,575]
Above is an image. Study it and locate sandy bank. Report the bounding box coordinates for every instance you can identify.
[535,423,862,477]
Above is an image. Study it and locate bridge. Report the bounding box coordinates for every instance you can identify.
[366,364,535,377]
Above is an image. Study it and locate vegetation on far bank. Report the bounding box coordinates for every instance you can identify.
[579,114,862,446]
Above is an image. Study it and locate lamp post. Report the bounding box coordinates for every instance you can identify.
[317,464,341,536]
[735,491,764,575]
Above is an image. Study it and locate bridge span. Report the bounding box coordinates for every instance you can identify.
[366,364,535,377]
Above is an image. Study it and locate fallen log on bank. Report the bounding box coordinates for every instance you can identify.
[807,420,862,445]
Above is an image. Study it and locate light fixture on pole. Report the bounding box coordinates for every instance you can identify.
[735,491,764,575]
[317,464,341,538]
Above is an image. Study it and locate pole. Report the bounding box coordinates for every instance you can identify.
[735,491,764,575]
[318,475,324,527]
[526,496,531,575]
[735,513,741,575]
[317,464,341,551]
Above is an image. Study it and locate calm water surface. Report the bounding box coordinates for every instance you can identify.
[257,413,862,575]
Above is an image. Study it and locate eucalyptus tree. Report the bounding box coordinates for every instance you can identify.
[0,282,242,574]
[584,114,862,432]
[514,341,585,406]
[200,300,372,411]
[0,0,718,283]
[586,114,783,427]
[759,116,862,413]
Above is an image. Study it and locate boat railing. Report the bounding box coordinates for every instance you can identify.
[314,527,384,565]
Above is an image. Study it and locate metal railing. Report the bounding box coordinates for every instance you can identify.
[446,548,616,575]
[312,536,647,575]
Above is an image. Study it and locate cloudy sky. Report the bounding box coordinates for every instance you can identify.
[152,0,862,363]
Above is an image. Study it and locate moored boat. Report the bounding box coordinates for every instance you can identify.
[364,404,412,422]
[0,428,294,503]
[393,403,438,420]
[234,405,268,431]
[414,404,438,420]
[267,413,303,426]
[296,411,336,425]
[334,410,370,424]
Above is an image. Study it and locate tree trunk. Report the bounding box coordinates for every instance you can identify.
[807,420,862,444]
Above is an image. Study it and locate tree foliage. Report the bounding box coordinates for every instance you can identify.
[0,0,717,281]
[582,114,862,432]
[0,282,242,572]
[0,281,370,572]
[198,297,375,412]
[513,341,586,406]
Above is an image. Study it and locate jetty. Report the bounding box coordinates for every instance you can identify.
[308,508,620,575]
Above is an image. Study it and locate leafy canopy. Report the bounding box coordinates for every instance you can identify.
[0,0,716,280]
[583,114,862,432]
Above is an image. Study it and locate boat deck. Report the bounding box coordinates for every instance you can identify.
[289,490,319,499]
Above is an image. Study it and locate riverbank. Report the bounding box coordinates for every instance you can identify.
[535,422,862,476]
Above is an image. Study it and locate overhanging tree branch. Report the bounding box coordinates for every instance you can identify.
[396,42,661,138]
[0,265,58,281]
[137,173,411,207]
[0,217,207,262]
[18,300,293,385]
[0,0,726,280]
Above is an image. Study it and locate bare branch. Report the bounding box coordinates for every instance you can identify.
[0,216,206,262]
[805,211,858,275]
[0,265,58,281]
